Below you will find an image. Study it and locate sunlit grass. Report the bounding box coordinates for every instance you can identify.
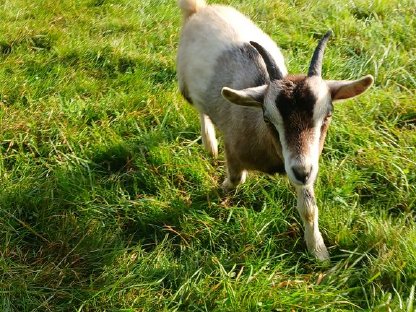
[0,0,415,310]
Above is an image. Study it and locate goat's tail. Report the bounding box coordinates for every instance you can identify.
[200,113,218,158]
[178,0,206,22]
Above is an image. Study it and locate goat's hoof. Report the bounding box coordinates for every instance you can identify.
[312,246,330,262]
[221,171,247,191]
[221,179,237,192]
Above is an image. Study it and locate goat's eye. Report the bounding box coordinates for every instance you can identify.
[263,116,271,124]
[324,113,332,122]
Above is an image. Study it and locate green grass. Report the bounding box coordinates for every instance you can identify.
[0,0,415,310]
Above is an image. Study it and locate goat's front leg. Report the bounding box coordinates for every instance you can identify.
[222,164,247,191]
[222,148,247,190]
[295,185,329,261]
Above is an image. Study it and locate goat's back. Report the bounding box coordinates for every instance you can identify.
[177,4,287,129]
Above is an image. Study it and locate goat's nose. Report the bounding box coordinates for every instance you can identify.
[292,165,312,184]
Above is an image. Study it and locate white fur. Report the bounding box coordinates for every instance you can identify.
[177,4,286,109]
[201,113,218,157]
[296,185,329,261]
[310,76,331,122]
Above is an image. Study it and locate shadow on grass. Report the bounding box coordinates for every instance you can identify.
[0,132,351,309]
[0,134,190,308]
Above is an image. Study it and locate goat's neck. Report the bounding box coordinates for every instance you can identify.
[258,119,284,161]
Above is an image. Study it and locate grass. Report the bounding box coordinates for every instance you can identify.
[0,0,415,310]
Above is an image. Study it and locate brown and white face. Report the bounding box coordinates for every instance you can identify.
[222,31,374,186]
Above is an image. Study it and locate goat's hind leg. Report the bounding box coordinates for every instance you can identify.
[200,113,218,158]
[295,185,329,261]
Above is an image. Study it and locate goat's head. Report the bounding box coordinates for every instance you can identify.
[222,31,373,186]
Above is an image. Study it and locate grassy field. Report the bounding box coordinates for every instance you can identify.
[0,0,415,310]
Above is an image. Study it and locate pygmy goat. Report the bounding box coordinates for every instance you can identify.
[176,0,373,260]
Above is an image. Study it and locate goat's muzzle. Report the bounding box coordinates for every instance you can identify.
[291,165,312,185]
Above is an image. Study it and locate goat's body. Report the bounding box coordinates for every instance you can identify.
[177,2,287,175]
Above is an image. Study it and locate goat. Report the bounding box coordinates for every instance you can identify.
[176,0,373,260]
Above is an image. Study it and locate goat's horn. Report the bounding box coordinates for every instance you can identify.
[250,41,283,81]
[308,30,333,77]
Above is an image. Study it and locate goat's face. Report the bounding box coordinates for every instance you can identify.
[222,31,374,186]
[263,76,332,185]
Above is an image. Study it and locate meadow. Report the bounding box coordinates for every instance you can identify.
[0,0,415,310]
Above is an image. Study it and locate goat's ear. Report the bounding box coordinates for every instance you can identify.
[326,75,374,102]
[221,85,266,108]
